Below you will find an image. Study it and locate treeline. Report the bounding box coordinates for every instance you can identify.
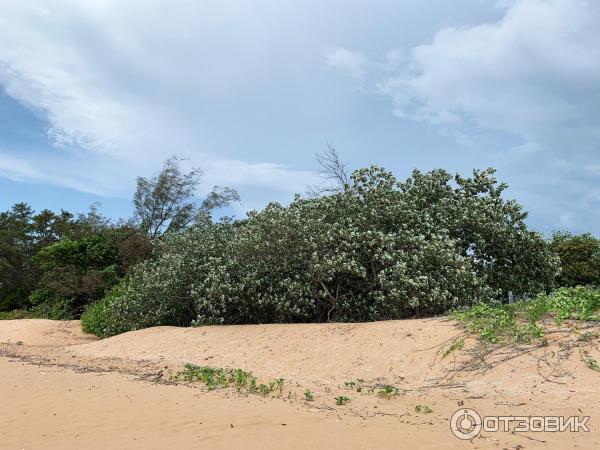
[0,203,148,316]
[0,156,238,319]
[2,153,600,335]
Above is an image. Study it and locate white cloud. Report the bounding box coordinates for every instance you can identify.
[0,154,45,182]
[376,0,600,233]
[0,0,503,204]
[205,160,316,192]
[0,0,321,200]
[378,0,600,142]
[0,153,104,194]
[1,0,599,231]
[325,47,367,78]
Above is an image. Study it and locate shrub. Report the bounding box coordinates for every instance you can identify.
[30,235,120,318]
[81,285,132,338]
[85,242,205,333]
[30,296,75,320]
[551,232,600,287]
[87,166,557,337]
[30,228,150,319]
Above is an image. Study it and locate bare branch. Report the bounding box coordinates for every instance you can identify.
[307,144,350,196]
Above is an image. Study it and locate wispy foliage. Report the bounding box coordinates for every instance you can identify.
[134,156,239,238]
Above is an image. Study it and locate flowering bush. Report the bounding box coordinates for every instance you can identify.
[83,166,558,336]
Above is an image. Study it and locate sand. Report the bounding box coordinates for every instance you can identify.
[1,318,599,449]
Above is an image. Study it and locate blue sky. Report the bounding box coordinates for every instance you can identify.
[1,0,599,234]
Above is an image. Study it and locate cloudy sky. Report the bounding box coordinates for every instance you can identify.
[1,0,599,234]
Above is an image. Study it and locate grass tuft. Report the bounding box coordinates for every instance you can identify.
[335,395,350,406]
[414,404,433,414]
[304,389,314,401]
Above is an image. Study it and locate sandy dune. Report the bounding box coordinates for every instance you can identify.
[0,319,95,346]
[1,318,599,449]
[68,319,457,385]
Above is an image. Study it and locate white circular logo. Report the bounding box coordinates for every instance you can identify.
[450,408,482,440]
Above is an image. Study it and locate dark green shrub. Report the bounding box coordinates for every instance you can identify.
[30,235,120,318]
[0,202,115,312]
[30,228,150,319]
[551,232,600,287]
[30,296,75,320]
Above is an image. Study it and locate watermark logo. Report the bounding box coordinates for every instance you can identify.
[451,408,482,440]
[450,408,590,439]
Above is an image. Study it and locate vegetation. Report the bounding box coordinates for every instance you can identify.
[173,364,412,405]
[0,202,139,315]
[377,385,399,399]
[583,353,600,371]
[0,310,41,320]
[442,338,465,358]
[414,404,433,414]
[551,232,600,287]
[30,228,149,319]
[4,152,600,345]
[80,285,128,337]
[454,286,600,344]
[1,157,235,320]
[134,156,239,238]
[83,165,559,336]
[335,396,350,406]
[174,364,286,397]
[0,203,74,311]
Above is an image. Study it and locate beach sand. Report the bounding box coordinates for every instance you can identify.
[1,318,598,449]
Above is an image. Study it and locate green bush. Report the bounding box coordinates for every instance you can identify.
[81,285,130,338]
[86,166,558,337]
[30,296,74,320]
[29,229,150,319]
[81,298,109,337]
[0,202,123,312]
[551,232,600,287]
[29,235,120,319]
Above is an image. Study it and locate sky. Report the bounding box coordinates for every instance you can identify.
[1,0,599,234]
